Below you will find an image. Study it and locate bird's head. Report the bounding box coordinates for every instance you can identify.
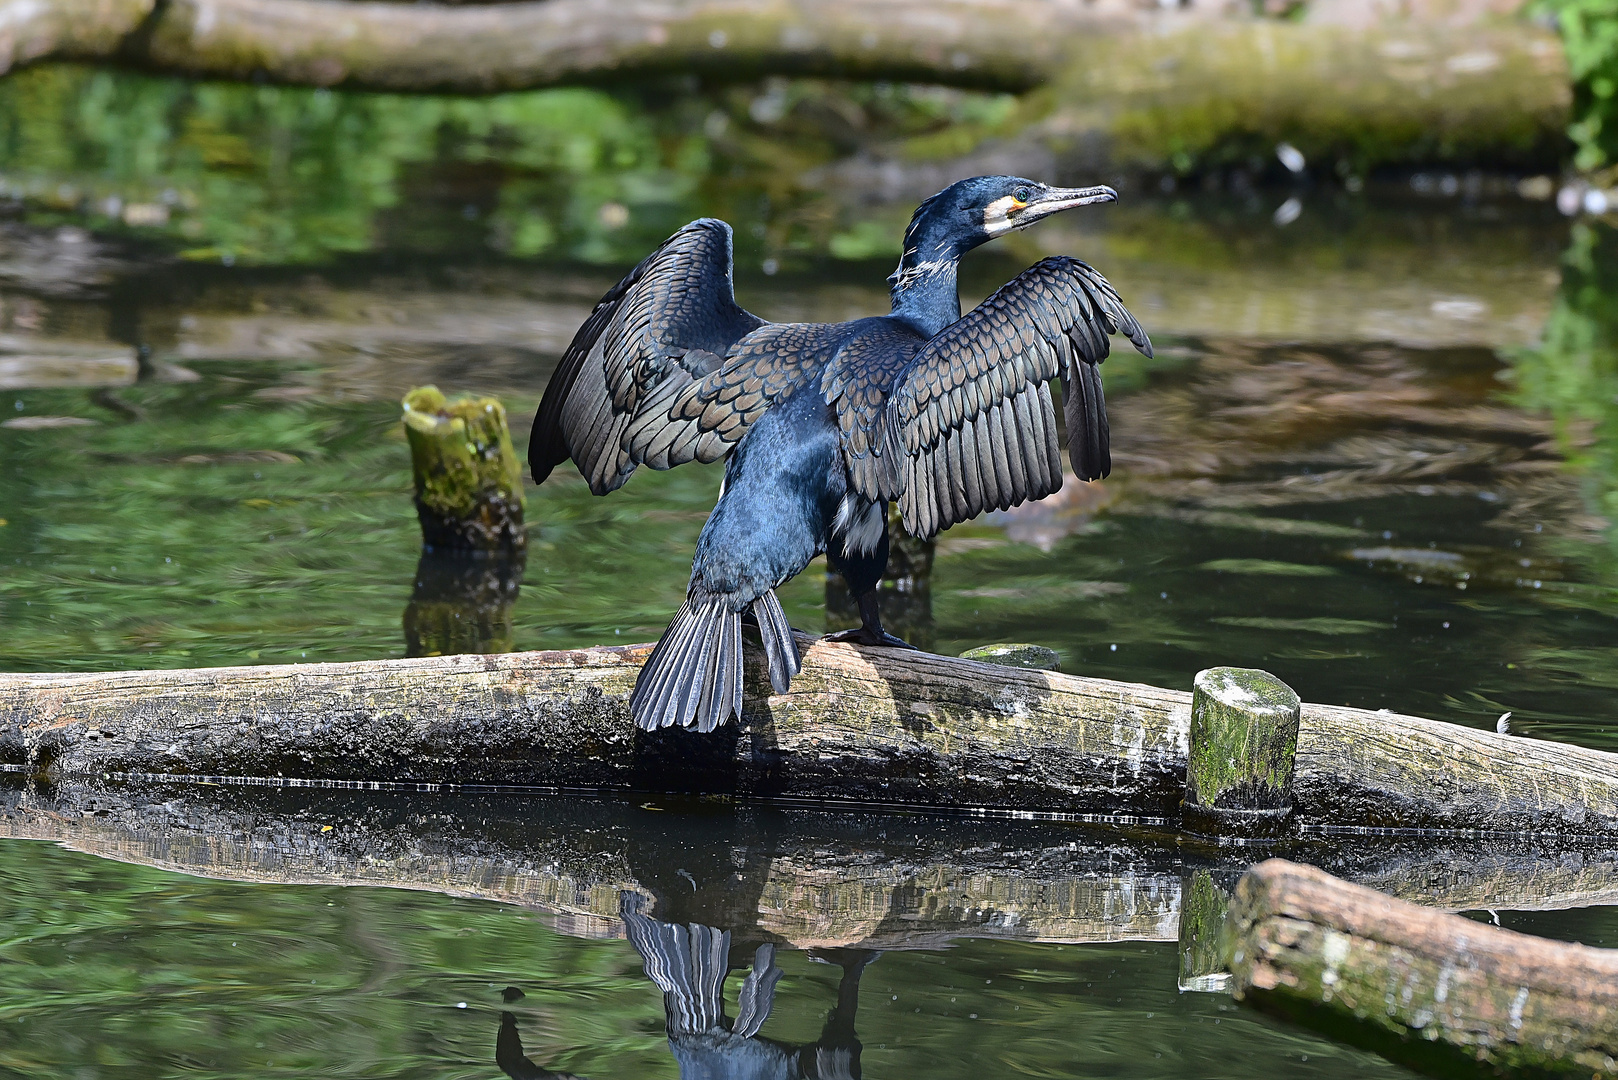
[902,175,1117,260]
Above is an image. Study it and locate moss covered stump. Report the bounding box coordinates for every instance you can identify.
[1183,666,1301,839]
[401,385,525,552]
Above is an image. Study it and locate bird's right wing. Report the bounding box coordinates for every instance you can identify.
[529,219,765,495]
[886,256,1151,538]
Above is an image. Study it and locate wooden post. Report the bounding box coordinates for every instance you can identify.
[1227,859,1618,1079]
[1182,667,1301,839]
[401,386,526,552]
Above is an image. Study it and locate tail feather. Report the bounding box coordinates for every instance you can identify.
[630,595,744,732]
[750,590,801,695]
[621,893,730,1036]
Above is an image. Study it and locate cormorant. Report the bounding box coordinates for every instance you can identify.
[530,175,1152,733]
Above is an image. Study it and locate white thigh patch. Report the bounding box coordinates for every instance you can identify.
[833,495,886,557]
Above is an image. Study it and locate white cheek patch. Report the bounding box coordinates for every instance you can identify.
[982,195,1024,236]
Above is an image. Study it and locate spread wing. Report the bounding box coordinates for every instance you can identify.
[529,219,765,495]
[620,321,836,470]
[887,256,1152,538]
[820,320,927,503]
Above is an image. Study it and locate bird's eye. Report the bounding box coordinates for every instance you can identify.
[1013,186,1032,203]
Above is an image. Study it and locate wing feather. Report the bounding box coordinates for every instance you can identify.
[529,219,766,495]
[889,256,1150,537]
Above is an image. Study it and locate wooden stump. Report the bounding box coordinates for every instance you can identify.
[1228,859,1618,1079]
[1183,667,1301,839]
[401,386,525,552]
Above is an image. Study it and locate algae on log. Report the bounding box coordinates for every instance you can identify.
[1228,859,1618,1079]
[8,640,1618,834]
[1055,21,1570,175]
[401,385,525,552]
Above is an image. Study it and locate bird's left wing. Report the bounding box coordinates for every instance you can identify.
[887,256,1151,538]
[529,219,765,495]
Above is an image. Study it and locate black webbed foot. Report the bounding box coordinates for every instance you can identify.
[823,626,917,650]
[825,588,918,649]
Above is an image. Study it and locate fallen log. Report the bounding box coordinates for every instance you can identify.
[8,779,1618,954]
[1227,859,1618,1079]
[0,0,1570,177]
[5,638,1618,835]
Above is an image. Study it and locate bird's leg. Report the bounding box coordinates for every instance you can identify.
[824,589,917,650]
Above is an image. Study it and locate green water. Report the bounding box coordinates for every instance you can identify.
[4,61,1618,1079]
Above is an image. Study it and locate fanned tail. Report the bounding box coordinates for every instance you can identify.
[630,594,743,733]
[630,587,800,732]
[749,589,801,694]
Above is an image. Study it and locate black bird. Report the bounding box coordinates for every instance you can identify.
[530,175,1152,733]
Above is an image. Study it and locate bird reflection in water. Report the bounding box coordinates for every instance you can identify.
[497,893,878,1080]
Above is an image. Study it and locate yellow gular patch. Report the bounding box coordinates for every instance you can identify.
[983,194,1024,234]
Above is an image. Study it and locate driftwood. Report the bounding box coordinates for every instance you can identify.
[6,639,1618,836]
[7,779,1618,954]
[1228,859,1618,1079]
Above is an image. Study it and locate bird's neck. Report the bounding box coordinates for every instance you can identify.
[887,240,963,339]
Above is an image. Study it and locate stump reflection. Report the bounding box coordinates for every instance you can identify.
[402,548,525,657]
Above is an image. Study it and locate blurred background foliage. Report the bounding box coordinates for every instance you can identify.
[0,63,1022,267]
[1536,0,1618,172]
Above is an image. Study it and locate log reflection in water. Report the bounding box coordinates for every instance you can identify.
[403,548,526,657]
[5,780,1618,956]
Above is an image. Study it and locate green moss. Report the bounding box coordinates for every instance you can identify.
[959,643,1061,670]
[1185,667,1301,815]
[1056,22,1569,177]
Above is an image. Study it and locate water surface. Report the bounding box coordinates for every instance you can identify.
[3,66,1618,1078]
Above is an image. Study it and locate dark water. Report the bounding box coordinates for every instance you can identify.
[3,62,1618,1079]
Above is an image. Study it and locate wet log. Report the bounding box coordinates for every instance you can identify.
[0,0,1113,93]
[5,639,1618,835]
[1227,859,1618,1079]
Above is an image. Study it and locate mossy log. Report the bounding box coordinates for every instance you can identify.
[8,780,1618,954]
[0,0,1570,174]
[5,638,1618,836]
[1228,859,1618,1079]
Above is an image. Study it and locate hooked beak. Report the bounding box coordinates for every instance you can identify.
[1011,184,1117,228]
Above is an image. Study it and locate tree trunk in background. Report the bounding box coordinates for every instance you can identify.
[0,0,1572,177]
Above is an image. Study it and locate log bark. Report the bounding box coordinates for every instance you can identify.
[1228,859,1618,1079]
[0,0,1113,92]
[6,638,1618,835]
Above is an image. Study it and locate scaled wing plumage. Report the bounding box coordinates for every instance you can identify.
[528,219,766,494]
[886,256,1152,538]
